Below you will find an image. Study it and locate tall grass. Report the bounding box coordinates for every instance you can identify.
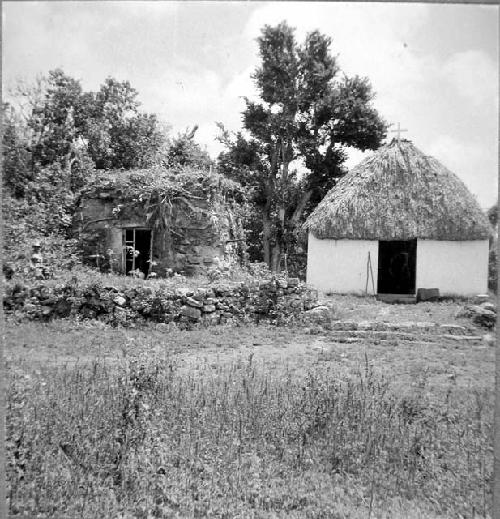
[6,354,493,518]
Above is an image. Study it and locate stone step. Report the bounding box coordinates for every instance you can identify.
[376,294,417,304]
[326,329,483,343]
[330,320,474,335]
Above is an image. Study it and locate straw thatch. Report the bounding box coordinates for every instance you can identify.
[305,139,491,241]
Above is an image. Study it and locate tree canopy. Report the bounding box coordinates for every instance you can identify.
[218,22,387,271]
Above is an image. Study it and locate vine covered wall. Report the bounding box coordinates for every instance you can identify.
[73,167,247,277]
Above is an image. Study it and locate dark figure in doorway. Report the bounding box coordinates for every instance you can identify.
[389,252,411,293]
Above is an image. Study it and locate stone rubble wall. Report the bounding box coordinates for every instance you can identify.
[3,278,320,328]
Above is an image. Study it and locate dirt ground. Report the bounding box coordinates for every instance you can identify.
[4,295,495,399]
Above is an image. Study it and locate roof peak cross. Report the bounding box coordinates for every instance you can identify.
[389,122,408,143]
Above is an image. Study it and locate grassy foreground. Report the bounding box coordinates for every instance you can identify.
[5,318,494,519]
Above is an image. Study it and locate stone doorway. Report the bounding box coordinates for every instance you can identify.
[123,228,153,277]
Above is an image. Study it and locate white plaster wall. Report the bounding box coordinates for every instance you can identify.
[306,233,379,294]
[416,240,489,296]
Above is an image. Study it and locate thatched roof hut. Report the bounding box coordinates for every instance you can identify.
[304,139,491,298]
[305,139,490,241]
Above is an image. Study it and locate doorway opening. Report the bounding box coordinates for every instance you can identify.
[377,240,417,295]
[123,228,153,277]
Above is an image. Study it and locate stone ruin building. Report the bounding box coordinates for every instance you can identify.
[73,168,245,278]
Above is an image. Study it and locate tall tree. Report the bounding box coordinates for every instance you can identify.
[219,22,387,271]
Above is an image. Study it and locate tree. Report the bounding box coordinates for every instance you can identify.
[18,70,166,173]
[29,69,87,167]
[2,102,33,197]
[219,22,387,272]
[163,125,212,170]
[488,201,497,228]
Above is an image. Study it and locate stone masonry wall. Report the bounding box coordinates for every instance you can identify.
[75,194,232,277]
[4,278,320,328]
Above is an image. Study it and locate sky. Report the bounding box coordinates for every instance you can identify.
[2,1,499,208]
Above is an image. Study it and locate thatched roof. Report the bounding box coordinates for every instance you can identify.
[305,139,491,241]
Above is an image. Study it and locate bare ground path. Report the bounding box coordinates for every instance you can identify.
[5,295,494,396]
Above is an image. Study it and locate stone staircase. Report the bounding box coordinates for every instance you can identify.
[323,320,488,345]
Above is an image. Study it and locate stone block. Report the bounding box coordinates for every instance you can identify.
[180,305,201,320]
[113,295,126,306]
[175,287,194,298]
[185,297,203,308]
[416,288,439,302]
[303,305,332,325]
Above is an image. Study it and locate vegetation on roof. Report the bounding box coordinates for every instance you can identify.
[305,139,491,241]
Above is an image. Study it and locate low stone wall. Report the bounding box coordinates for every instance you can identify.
[3,278,320,328]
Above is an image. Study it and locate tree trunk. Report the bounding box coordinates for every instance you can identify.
[291,189,313,225]
[271,243,281,274]
[262,211,272,267]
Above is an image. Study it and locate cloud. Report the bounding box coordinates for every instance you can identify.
[443,50,498,109]
[426,135,498,209]
[2,2,497,208]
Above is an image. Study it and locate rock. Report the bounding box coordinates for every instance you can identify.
[439,324,467,335]
[41,306,53,316]
[180,305,201,320]
[303,305,332,325]
[481,302,496,313]
[472,308,496,328]
[441,334,483,342]
[483,333,496,346]
[473,294,490,304]
[332,320,358,331]
[54,299,72,317]
[202,304,217,313]
[175,287,194,298]
[288,278,299,287]
[185,296,203,308]
[276,279,288,289]
[416,288,440,302]
[113,296,126,307]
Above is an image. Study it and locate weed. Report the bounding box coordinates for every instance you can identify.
[6,352,493,518]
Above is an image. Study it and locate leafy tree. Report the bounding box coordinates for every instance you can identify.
[85,77,165,169]
[2,102,33,197]
[218,22,387,271]
[163,125,212,170]
[15,70,166,174]
[487,202,497,228]
[29,69,87,167]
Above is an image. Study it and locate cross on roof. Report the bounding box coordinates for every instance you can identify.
[390,122,408,143]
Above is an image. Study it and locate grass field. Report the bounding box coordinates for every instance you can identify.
[4,295,495,518]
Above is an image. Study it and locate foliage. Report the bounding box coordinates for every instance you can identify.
[85,77,166,169]
[487,201,497,227]
[6,352,492,518]
[217,22,387,271]
[488,241,497,293]
[487,202,497,293]
[83,166,243,228]
[1,103,34,198]
[2,188,83,281]
[162,125,212,170]
[6,69,166,182]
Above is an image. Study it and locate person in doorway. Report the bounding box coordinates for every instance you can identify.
[389,252,411,293]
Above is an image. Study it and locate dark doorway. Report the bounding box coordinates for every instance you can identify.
[123,228,152,277]
[377,240,417,295]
